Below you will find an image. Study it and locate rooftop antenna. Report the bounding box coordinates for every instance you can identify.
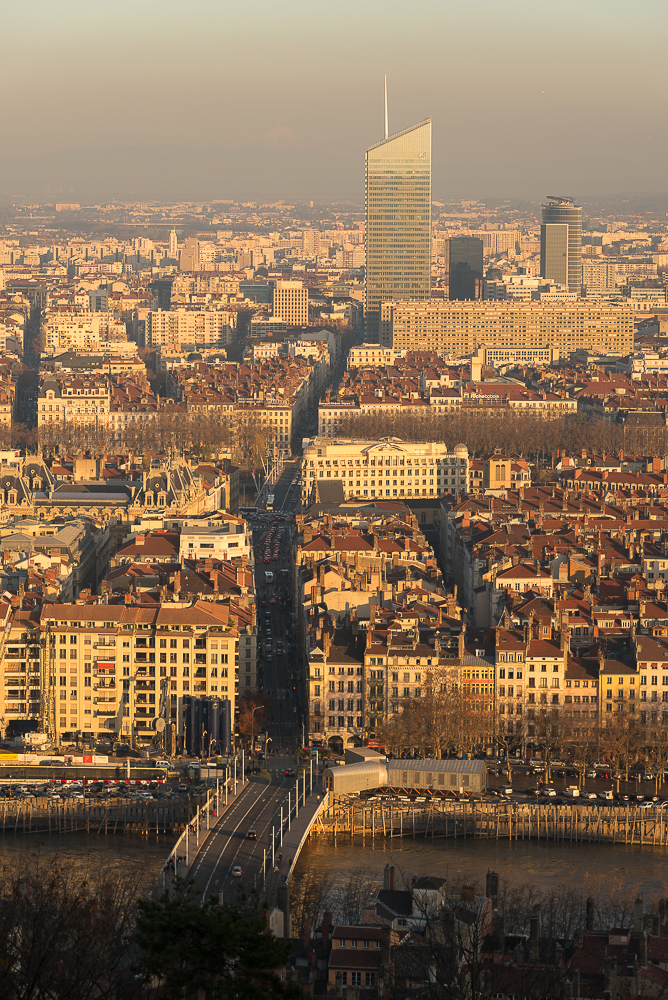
[384,74,389,140]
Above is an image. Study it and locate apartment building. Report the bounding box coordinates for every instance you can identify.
[0,600,42,733]
[301,438,469,505]
[35,600,244,745]
[495,624,569,737]
[272,280,308,326]
[145,309,237,349]
[42,312,127,354]
[379,301,634,358]
[347,345,402,368]
[38,373,110,427]
[582,257,617,295]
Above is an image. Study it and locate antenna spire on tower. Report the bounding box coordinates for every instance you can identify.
[384,74,388,139]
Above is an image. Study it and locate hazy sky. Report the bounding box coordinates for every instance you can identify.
[1,0,666,203]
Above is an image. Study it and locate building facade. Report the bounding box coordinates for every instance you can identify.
[146,309,237,349]
[301,437,468,505]
[272,281,308,326]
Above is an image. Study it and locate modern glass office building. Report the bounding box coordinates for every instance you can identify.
[364,119,432,341]
[540,196,582,294]
[448,236,484,300]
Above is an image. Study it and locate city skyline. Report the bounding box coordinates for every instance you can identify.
[1,0,667,202]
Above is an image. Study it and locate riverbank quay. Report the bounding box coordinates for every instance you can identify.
[0,795,205,836]
[311,796,668,847]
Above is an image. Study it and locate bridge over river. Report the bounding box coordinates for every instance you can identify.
[157,758,328,932]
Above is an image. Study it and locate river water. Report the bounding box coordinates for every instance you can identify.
[3,828,668,911]
[0,832,171,895]
[294,834,668,903]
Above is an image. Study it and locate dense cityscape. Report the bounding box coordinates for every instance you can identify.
[3,2,668,998]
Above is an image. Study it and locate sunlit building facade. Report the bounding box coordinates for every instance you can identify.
[364,119,432,341]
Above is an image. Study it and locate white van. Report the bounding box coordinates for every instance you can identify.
[154,760,170,769]
[598,790,613,801]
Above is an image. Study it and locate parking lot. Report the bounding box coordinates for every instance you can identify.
[485,759,668,807]
[0,780,204,802]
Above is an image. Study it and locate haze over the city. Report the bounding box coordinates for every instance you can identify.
[1,0,666,203]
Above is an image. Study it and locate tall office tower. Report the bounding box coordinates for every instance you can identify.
[179,237,200,272]
[540,196,582,294]
[365,118,432,340]
[273,280,308,326]
[169,229,178,258]
[448,236,484,300]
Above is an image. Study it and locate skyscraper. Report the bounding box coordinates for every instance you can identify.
[540,196,582,294]
[169,229,178,259]
[365,117,432,340]
[448,236,483,300]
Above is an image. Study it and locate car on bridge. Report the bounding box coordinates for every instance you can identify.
[231,865,242,877]
[285,768,296,778]
[247,829,257,839]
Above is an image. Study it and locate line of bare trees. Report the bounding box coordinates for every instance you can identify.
[368,685,668,796]
[496,712,668,793]
[337,410,623,464]
[374,689,494,761]
[31,412,278,472]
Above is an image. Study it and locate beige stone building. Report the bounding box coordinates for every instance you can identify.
[146,309,237,348]
[301,438,469,505]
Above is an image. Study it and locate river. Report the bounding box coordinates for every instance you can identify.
[294,834,668,903]
[0,832,171,895]
[3,827,668,912]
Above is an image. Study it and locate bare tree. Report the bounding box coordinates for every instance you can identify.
[495,719,526,785]
[0,853,144,1000]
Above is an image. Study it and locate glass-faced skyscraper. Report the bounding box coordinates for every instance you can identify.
[365,119,432,341]
[540,195,582,294]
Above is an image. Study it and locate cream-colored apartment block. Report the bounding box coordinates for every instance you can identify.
[37,602,242,744]
[380,301,634,358]
[273,281,308,326]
